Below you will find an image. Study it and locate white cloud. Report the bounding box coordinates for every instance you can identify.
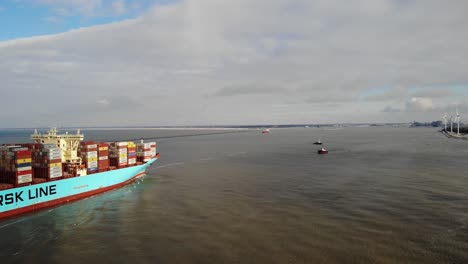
[405,97,433,112]
[1,0,468,127]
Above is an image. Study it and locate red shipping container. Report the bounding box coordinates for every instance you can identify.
[13,150,32,157]
[13,170,32,176]
[15,154,32,160]
[0,183,14,190]
[80,141,96,146]
[80,148,97,152]
[98,143,109,148]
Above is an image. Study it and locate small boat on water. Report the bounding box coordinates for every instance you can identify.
[317,147,328,154]
[313,139,322,145]
[262,129,270,134]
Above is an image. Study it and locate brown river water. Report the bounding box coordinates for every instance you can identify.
[0,127,467,263]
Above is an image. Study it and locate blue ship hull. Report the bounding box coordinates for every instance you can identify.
[0,158,158,219]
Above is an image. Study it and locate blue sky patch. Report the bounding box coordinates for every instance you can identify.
[0,0,169,41]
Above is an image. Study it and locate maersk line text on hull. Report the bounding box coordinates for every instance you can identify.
[0,184,57,206]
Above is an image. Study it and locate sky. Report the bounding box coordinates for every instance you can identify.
[0,0,467,127]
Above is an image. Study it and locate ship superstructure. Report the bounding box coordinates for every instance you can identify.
[31,128,84,163]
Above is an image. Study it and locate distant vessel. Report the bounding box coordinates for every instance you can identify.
[262,129,270,134]
[313,139,322,145]
[0,128,159,219]
[317,147,328,154]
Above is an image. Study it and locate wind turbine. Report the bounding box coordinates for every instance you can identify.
[450,114,453,133]
[443,113,447,131]
[456,107,460,135]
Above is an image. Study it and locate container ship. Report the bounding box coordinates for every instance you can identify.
[0,128,159,220]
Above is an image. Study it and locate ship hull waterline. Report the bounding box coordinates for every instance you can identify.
[0,157,158,220]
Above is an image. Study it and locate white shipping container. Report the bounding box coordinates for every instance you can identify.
[88,161,98,166]
[44,147,60,151]
[18,174,33,184]
[6,145,22,149]
[138,143,153,148]
[48,153,62,158]
[84,151,98,158]
[128,158,136,163]
[99,156,108,160]
[114,142,128,147]
[82,144,97,149]
[49,167,62,173]
[46,153,62,158]
[42,145,58,149]
[49,165,62,170]
[118,157,127,163]
[45,152,62,157]
[118,148,127,154]
[50,172,63,178]
[44,148,61,152]
[44,148,61,153]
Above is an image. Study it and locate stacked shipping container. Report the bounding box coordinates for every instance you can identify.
[0,139,157,190]
[137,142,156,162]
[0,147,33,187]
[98,143,109,172]
[13,149,33,186]
[32,145,63,181]
[79,142,98,174]
[109,142,128,168]
[127,142,136,166]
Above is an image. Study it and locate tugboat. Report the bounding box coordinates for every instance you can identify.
[317,147,328,154]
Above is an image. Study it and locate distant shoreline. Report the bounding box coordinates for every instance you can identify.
[0,123,414,130]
